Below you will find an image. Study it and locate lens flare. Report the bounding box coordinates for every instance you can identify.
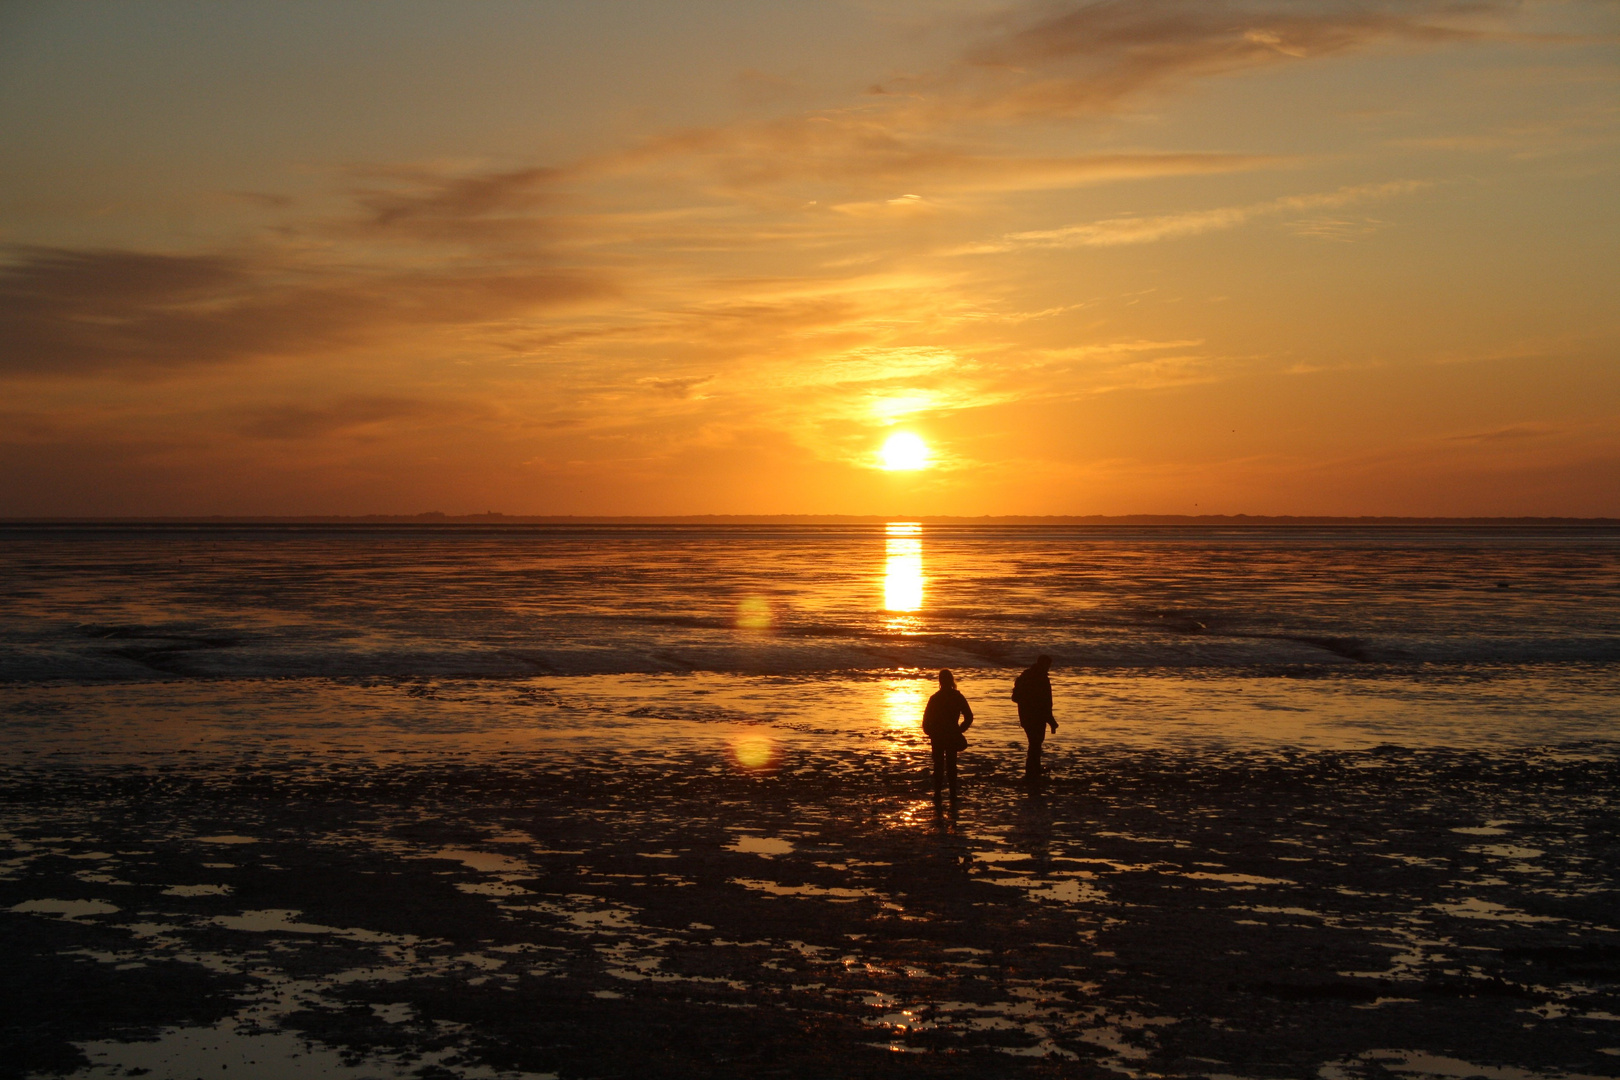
[729,731,779,772]
[879,432,930,471]
[736,595,772,630]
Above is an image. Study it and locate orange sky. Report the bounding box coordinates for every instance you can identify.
[1,1,1616,516]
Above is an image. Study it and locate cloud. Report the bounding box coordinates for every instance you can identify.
[829,193,940,217]
[0,244,611,377]
[350,165,567,242]
[606,110,1280,198]
[961,179,1427,250]
[779,345,964,389]
[433,0,1570,220]
[956,0,1500,117]
[1285,216,1388,241]
[0,3,1514,387]
[1445,424,1557,443]
[228,191,296,210]
[564,2,1549,207]
[1000,337,1238,397]
[230,395,452,440]
[639,374,715,399]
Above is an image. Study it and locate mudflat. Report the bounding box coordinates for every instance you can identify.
[4,742,1617,1080]
[4,525,1616,1077]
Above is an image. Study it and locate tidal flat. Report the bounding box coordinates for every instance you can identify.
[3,525,1616,1077]
[4,742,1618,1080]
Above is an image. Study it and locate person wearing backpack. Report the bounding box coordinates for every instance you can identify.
[1012,655,1058,784]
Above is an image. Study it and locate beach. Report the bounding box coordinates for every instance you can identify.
[2,525,1618,1078]
[5,737,1618,1079]
[10,0,1620,1073]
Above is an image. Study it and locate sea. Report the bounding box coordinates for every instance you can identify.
[1,522,1616,758]
[3,523,1618,1080]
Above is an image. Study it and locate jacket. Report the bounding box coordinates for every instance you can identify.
[922,688,973,747]
[1011,667,1053,723]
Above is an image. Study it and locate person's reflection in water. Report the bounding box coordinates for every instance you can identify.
[922,668,974,810]
[1014,780,1053,879]
[1012,654,1059,785]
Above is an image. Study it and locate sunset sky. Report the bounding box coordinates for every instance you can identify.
[2,0,1616,516]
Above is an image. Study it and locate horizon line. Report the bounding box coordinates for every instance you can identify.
[4,513,1618,527]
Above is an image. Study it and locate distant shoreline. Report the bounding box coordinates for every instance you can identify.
[3,514,1618,527]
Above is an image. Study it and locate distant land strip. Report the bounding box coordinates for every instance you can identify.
[5,514,1618,527]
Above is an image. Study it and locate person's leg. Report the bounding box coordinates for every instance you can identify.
[1023,723,1045,780]
[946,748,959,799]
[931,744,945,802]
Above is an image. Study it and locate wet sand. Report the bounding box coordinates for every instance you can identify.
[4,742,1618,1079]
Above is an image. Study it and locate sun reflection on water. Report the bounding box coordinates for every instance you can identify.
[881,679,926,733]
[883,523,924,622]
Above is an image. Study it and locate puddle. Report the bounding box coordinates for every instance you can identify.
[457,881,531,897]
[430,848,529,873]
[66,1018,557,1080]
[1326,1049,1613,1080]
[1183,871,1294,886]
[726,835,794,856]
[1026,878,1107,904]
[731,877,874,899]
[1434,899,1563,923]
[212,908,409,942]
[1474,845,1544,859]
[10,897,119,919]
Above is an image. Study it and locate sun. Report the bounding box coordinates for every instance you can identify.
[879,431,931,471]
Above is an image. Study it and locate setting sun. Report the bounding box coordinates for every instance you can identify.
[879,432,931,472]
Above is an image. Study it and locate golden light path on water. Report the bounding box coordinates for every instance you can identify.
[881,679,927,734]
[727,522,929,770]
[883,522,923,619]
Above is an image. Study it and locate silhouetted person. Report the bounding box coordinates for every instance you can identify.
[1012,655,1057,783]
[922,668,973,807]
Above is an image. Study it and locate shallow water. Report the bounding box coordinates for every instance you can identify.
[3,522,1617,758]
[3,523,1617,683]
[2,525,1617,1078]
[3,664,1619,770]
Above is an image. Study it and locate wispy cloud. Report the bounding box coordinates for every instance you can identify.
[599,108,1282,202]
[1445,424,1558,443]
[638,374,715,399]
[0,244,612,377]
[348,165,569,244]
[229,396,465,440]
[960,180,1428,251]
[0,1,1524,385]
[1284,216,1389,241]
[953,0,1507,117]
